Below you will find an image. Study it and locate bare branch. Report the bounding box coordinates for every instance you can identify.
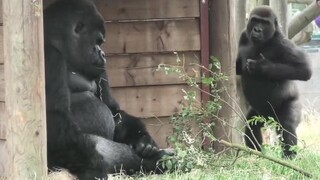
[218,140,315,178]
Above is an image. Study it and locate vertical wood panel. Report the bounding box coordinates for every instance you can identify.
[0,65,3,101]
[0,27,3,64]
[3,0,47,179]
[0,103,5,140]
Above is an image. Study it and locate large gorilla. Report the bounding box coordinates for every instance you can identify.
[236,6,312,157]
[44,0,169,179]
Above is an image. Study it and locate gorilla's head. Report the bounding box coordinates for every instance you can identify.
[246,6,280,44]
[44,0,106,79]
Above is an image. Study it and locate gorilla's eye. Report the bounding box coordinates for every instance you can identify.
[75,22,85,34]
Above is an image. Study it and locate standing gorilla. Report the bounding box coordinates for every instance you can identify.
[44,0,169,179]
[236,6,312,157]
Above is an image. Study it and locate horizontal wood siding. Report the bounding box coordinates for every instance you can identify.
[112,85,201,118]
[107,52,201,87]
[95,0,200,20]
[105,19,200,54]
[0,0,201,161]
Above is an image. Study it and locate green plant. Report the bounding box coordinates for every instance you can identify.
[157,53,228,172]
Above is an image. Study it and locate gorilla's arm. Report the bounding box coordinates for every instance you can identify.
[95,72,120,114]
[247,40,312,81]
[113,110,160,158]
[95,72,160,158]
[236,31,250,75]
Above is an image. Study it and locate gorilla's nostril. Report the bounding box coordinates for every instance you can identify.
[100,50,105,58]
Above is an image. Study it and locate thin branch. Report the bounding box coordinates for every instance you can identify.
[218,140,315,178]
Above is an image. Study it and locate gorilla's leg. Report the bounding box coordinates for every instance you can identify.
[276,100,301,158]
[87,135,162,174]
[245,108,263,151]
[78,135,164,178]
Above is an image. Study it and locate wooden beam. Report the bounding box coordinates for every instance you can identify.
[3,0,47,179]
[209,0,238,151]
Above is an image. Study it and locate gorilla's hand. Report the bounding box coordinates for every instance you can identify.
[132,135,160,158]
[246,53,271,74]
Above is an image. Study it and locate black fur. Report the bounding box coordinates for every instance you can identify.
[236,6,312,157]
[44,0,168,179]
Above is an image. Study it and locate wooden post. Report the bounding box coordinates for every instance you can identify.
[3,0,47,179]
[270,0,289,36]
[209,0,238,152]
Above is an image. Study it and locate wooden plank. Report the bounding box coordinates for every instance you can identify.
[3,0,47,178]
[0,140,8,177]
[42,0,199,20]
[112,85,201,118]
[143,117,202,149]
[0,27,3,64]
[0,102,5,140]
[6,0,199,23]
[106,52,201,87]
[94,0,200,21]
[143,117,173,148]
[0,1,2,24]
[105,19,200,54]
[0,65,3,102]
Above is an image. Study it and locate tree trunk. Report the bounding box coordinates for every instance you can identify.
[236,0,247,40]
[288,1,320,39]
[270,0,289,36]
[209,0,238,151]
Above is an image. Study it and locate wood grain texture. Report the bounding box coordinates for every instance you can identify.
[0,103,5,140]
[3,0,47,178]
[41,0,199,21]
[104,19,200,54]
[0,27,3,64]
[143,117,173,148]
[112,85,201,118]
[0,140,8,176]
[94,0,200,21]
[0,65,3,102]
[106,52,201,87]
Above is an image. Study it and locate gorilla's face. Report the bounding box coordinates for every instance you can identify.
[45,0,107,79]
[246,7,277,44]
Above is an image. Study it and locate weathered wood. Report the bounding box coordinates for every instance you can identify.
[0,65,3,102]
[0,27,3,64]
[42,0,200,20]
[94,0,200,21]
[210,0,239,151]
[106,52,201,87]
[0,140,8,176]
[112,85,201,118]
[0,102,5,140]
[105,19,200,54]
[143,117,173,148]
[0,1,2,24]
[270,0,288,36]
[3,0,47,179]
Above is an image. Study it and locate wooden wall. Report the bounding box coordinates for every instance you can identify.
[0,0,202,175]
[99,0,202,148]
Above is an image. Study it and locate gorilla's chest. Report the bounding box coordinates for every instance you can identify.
[70,92,115,139]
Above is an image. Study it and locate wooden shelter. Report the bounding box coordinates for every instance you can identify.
[0,0,211,178]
